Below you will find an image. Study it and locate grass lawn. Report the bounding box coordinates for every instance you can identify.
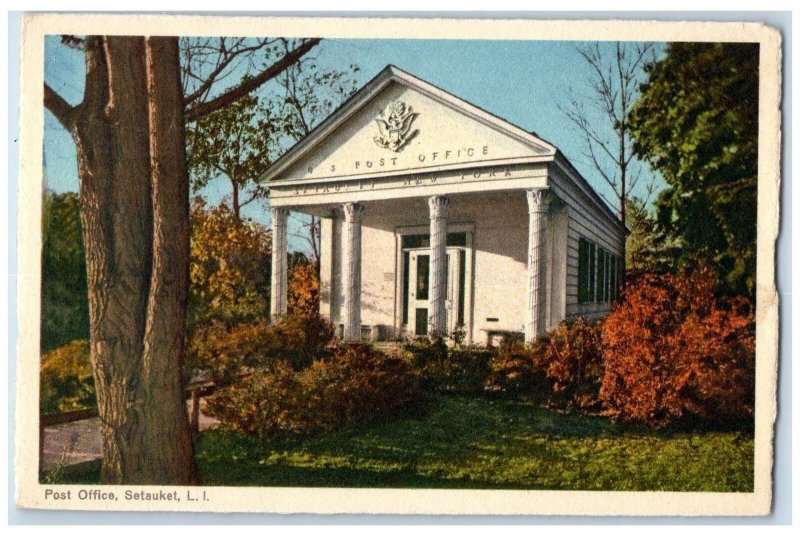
[193,395,753,491]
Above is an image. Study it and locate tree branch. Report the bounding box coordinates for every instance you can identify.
[184,38,322,122]
[44,83,76,129]
[183,40,269,106]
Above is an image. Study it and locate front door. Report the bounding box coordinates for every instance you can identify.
[406,248,463,337]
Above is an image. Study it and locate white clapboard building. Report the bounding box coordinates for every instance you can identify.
[261,66,625,345]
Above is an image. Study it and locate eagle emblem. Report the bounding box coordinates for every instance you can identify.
[373,100,419,152]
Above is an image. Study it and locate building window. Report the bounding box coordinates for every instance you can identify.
[578,236,620,304]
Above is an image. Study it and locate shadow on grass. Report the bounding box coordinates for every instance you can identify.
[51,395,755,491]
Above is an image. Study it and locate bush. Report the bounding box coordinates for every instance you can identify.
[187,314,335,384]
[40,340,95,414]
[267,314,335,368]
[485,340,547,399]
[600,265,755,428]
[406,336,493,394]
[532,318,604,411]
[205,344,420,437]
[288,262,321,318]
[187,321,273,385]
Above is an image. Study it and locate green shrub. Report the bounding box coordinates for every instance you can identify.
[40,340,96,414]
[205,344,421,438]
[406,336,493,394]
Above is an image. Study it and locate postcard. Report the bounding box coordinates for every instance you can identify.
[15,14,781,515]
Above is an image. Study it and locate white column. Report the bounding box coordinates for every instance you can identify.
[341,202,365,341]
[428,195,451,337]
[525,189,550,343]
[270,206,289,320]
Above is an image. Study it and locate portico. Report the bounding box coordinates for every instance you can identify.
[261,66,625,344]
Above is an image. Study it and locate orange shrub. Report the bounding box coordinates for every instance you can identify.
[187,320,274,385]
[486,320,603,410]
[288,262,321,318]
[205,344,421,437]
[203,362,303,436]
[532,318,604,411]
[600,265,755,428]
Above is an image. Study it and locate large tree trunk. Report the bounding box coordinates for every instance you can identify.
[44,34,319,485]
[69,36,198,485]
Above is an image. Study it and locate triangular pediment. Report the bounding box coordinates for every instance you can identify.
[261,66,557,183]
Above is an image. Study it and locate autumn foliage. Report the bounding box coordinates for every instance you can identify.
[287,261,321,318]
[40,340,96,414]
[532,318,604,411]
[600,265,755,428]
[485,320,603,410]
[187,315,334,383]
[189,198,271,327]
[407,336,493,395]
[485,340,547,398]
[205,344,420,437]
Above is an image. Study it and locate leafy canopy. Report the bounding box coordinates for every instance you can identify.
[629,43,758,297]
[41,191,89,351]
[186,94,279,216]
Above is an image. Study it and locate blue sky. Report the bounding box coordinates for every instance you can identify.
[44,37,666,253]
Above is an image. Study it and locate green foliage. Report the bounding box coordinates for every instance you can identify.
[205,344,420,438]
[41,192,89,352]
[191,396,754,491]
[600,265,756,428]
[185,63,360,221]
[186,94,278,216]
[625,196,674,274]
[629,43,759,297]
[189,198,272,327]
[406,336,494,395]
[40,340,95,414]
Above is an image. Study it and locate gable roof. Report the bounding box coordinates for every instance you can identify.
[259,65,558,183]
[260,64,623,231]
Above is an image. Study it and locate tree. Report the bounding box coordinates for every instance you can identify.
[275,59,360,265]
[628,43,758,298]
[560,42,656,272]
[41,191,89,351]
[184,50,359,262]
[186,94,278,221]
[624,196,674,274]
[188,198,272,327]
[43,35,320,484]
